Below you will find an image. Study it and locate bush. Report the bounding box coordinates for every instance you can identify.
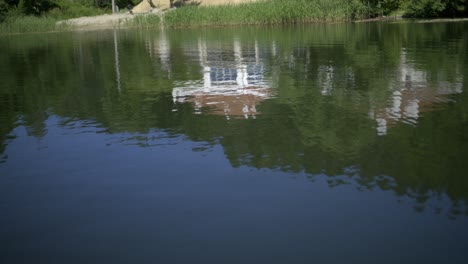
[404,0,445,18]
[359,0,402,17]
[403,0,468,18]
[47,0,107,19]
[0,1,8,22]
[443,0,468,17]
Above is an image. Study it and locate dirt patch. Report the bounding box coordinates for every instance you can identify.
[58,13,138,30]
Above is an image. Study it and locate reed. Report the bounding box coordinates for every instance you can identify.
[0,16,68,34]
[163,0,364,27]
[126,13,162,28]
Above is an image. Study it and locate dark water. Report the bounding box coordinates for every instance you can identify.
[1,21,468,263]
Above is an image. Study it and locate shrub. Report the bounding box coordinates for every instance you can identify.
[403,0,446,18]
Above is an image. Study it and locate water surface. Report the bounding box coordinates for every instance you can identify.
[1,22,468,263]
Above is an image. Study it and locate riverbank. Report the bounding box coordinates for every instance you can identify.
[0,0,364,34]
[1,0,467,34]
[62,0,359,30]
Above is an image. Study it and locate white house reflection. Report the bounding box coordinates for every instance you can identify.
[146,33,464,133]
[370,50,463,136]
[171,38,272,119]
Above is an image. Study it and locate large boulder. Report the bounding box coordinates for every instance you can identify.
[131,0,157,14]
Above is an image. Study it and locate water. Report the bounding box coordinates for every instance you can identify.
[1,22,468,263]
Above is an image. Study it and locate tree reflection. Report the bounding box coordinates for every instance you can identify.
[0,22,467,216]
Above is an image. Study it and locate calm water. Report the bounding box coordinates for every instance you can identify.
[1,21,468,263]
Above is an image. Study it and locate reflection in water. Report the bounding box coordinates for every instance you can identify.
[0,22,467,216]
[371,50,464,135]
[147,29,172,78]
[171,38,272,119]
[113,30,121,92]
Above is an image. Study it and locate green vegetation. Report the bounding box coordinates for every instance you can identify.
[0,0,111,22]
[0,0,132,33]
[127,13,161,28]
[0,14,67,32]
[134,0,468,28]
[403,0,468,18]
[163,0,365,27]
[1,0,468,33]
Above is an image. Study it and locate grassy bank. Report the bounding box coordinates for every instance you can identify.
[0,16,68,34]
[1,0,467,34]
[0,0,107,34]
[162,0,368,27]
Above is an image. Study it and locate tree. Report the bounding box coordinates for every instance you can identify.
[18,0,57,15]
[403,0,445,17]
[443,0,468,17]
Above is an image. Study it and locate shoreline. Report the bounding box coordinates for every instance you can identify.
[0,4,468,35]
[58,12,468,32]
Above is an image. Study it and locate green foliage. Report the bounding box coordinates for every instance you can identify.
[0,0,8,22]
[47,0,106,20]
[0,0,110,24]
[443,0,468,17]
[17,0,58,15]
[403,0,446,17]
[403,0,468,17]
[358,0,403,16]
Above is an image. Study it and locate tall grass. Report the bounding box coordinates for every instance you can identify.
[126,14,161,28]
[163,0,368,27]
[0,16,68,34]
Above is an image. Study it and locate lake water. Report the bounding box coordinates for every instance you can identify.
[1,21,468,263]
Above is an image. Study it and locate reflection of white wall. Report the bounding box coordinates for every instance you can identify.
[198,39,262,88]
[318,65,334,95]
[172,38,271,119]
[371,49,463,136]
[146,31,171,77]
[177,38,269,90]
[404,100,419,121]
[400,51,427,86]
[376,118,387,136]
[113,30,121,92]
[389,90,402,120]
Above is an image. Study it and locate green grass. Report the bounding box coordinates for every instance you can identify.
[0,16,68,34]
[122,0,372,29]
[163,0,366,27]
[126,13,161,28]
[0,1,107,34]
